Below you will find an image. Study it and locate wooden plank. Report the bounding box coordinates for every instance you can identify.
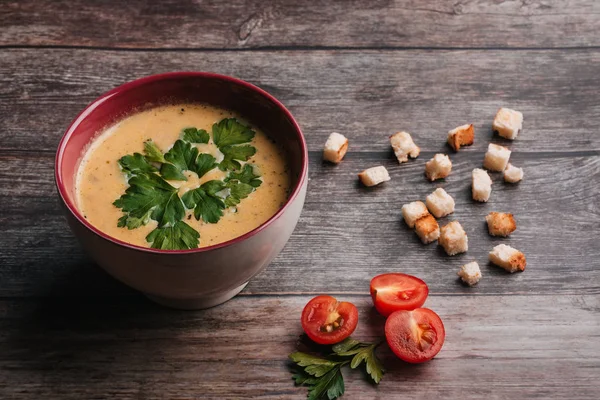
[1,0,600,49]
[0,295,598,399]
[1,49,600,153]
[1,151,598,297]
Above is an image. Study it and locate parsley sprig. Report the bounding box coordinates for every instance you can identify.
[290,337,384,400]
[213,118,257,170]
[113,118,262,250]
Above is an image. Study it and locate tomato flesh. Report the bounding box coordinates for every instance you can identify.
[301,295,359,345]
[385,308,445,363]
[370,273,429,316]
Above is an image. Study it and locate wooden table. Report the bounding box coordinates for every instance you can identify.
[1,1,599,398]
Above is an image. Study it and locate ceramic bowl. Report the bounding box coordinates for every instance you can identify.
[55,72,308,309]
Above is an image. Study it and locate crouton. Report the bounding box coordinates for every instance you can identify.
[472,168,492,202]
[504,163,523,183]
[439,221,468,255]
[483,143,511,172]
[489,244,526,273]
[486,212,517,237]
[323,132,349,164]
[401,201,429,228]
[457,262,482,286]
[415,214,440,244]
[426,188,455,218]
[358,166,390,187]
[447,124,475,151]
[493,107,523,140]
[425,154,452,181]
[390,131,420,163]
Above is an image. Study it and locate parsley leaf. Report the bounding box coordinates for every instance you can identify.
[113,173,185,228]
[143,140,166,163]
[160,140,218,180]
[219,145,256,171]
[146,220,200,250]
[183,127,210,144]
[223,164,261,207]
[117,211,151,229]
[212,118,255,147]
[289,352,346,400]
[224,164,262,188]
[291,369,318,386]
[201,179,227,195]
[289,337,384,399]
[118,153,157,175]
[224,181,254,207]
[160,163,186,181]
[309,366,345,400]
[160,140,199,181]
[181,180,226,223]
[290,352,341,377]
[211,118,256,171]
[194,153,218,178]
[332,338,385,384]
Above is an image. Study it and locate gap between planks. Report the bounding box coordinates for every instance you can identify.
[0,291,595,301]
[3,44,600,52]
[1,149,598,159]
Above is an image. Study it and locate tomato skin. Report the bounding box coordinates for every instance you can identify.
[301,295,359,345]
[385,308,445,363]
[370,273,429,316]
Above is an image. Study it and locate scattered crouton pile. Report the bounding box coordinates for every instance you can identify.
[323,106,528,287]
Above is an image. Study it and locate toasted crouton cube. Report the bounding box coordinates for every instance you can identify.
[486,212,517,237]
[489,244,526,273]
[415,214,440,244]
[439,221,468,255]
[401,201,429,228]
[323,132,349,164]
[426,188,455,218]
[483,143,511,172]
[493,107,523,140]
[358,166,390,187]
[504,163,523,183]
[472,168,492,202]
[457,262,482,286]
[425,154,452,181]
[447,124,474,151]
[390,131,420,163]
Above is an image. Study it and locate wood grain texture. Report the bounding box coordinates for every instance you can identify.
[2,0,600,49]
[1,1,600,398]
[1,295,598,399]
[1,48,600,153]
[0,151,598,297]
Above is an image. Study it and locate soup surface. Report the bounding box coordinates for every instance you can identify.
[76,103,290,249]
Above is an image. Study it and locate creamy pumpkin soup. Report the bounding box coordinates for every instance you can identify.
[76,104,290,250]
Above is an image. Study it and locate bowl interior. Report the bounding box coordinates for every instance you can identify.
[56,72,307,250]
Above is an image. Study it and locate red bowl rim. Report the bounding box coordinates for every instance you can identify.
[55,71,308,254]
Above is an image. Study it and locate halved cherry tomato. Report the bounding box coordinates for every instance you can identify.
[370,273,429,316]
[385,308,445,363]
[301,295,359,345]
